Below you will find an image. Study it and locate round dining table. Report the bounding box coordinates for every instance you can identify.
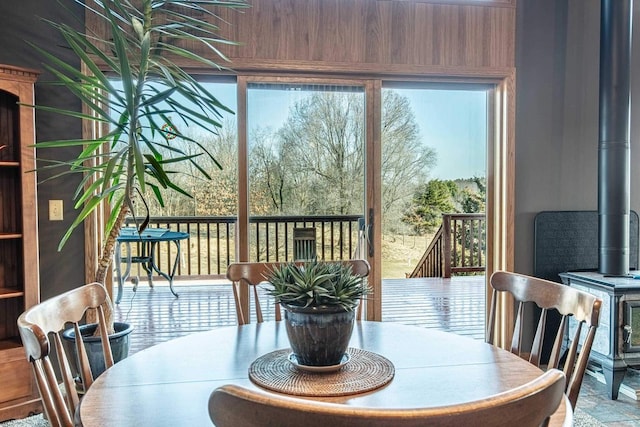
[78,321,571,426]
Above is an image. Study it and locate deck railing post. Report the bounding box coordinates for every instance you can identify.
[442,214,452,278]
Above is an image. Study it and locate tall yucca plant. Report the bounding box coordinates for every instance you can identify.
[32,0,248,331]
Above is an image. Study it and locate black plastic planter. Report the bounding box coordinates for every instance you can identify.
[62,321,133,378]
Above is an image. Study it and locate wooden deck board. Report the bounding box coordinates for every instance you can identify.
[114,275,486,355]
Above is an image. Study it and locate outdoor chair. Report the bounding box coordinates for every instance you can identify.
[487,270,602,409]
[208,369,567,427]
[226,260,370,324]
[292,227,317,261]
[17,282,114,427]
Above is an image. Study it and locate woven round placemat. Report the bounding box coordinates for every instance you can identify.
[248,347,395,397]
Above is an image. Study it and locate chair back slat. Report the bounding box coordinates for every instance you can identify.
[226,260,370,325]
[548,315,567,369]
[488,271,602,409]
[209,369,567,427]
[567,326,597,406]
[17,282,115,427]
[74,322,95,390]
[39,358,73,427]
[529,307,547,366]
[511,302,524,354]
[51,332,79,412]
[97,305,115,368]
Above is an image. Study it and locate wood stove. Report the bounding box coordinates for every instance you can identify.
[534,210,639,400]
[560,272,640,399]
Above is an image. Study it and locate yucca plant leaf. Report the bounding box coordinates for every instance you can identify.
[148,183,165,207]
[57,194,105,251]
[33,0,247,306]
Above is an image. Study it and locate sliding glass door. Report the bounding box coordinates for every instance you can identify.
[379,82,489,333]
[242,81,366,264]
[380,83,488,279]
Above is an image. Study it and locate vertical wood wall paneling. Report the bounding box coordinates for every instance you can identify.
[364,1,390,65]
[390,1,412,65]
[86,0,516,73]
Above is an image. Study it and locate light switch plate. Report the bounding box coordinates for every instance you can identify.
[49,200,63,221]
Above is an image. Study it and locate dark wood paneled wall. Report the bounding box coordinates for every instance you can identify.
[227,0,514,71]
[87,0,516,75]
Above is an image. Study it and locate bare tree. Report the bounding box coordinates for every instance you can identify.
[249,127,289,213]
[381,91,436,233]
[140,118,239,217]
[276,92,365,215]
[248,90,435,229]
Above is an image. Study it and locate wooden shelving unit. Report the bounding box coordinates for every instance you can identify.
[0,288,25,299]
[0,64,41,421]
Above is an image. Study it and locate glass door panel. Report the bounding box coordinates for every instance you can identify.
[380,83,488,336]
[109,79,238,278]
[246,82,366,262]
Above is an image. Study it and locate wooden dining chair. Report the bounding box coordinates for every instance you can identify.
[226,260,370,324]
[208,368,567,427]
[17,282,114,427]
[487,270,602,409]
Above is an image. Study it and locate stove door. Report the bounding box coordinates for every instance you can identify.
[623,301,640,352]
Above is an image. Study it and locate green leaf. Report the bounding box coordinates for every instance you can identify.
[37,0,245,252]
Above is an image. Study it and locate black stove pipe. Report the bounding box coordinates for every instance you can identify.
[598,0,633,276]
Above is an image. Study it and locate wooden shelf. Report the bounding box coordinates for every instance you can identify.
[0,288,24,300]
[0,233,22,240]
[0,337,21,351]
[0,63,40,420]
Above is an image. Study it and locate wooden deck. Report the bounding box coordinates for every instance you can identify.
[113,275,486,355]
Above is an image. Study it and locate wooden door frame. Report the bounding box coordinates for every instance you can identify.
[232,72,515,326]
[363,73,515,327]
[83,70,515,334]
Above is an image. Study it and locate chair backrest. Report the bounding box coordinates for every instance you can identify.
[293,227,317,261]
[226,260,370,325]
[487,270,602,409]
[208,369,566,427]
[17,282,114,427]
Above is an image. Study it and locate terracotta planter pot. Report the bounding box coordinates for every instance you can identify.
[283,304,355,366]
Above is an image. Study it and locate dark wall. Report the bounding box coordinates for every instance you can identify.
[0,0,86,299]
[515,0,640,274]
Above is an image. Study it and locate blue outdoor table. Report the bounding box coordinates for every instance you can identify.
[114,227,189,304]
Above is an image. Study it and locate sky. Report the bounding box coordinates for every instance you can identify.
[243,84,487,181]
[391,88,487,181]
[116,81,488,181]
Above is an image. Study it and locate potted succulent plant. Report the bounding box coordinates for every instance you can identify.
[266,260,370,368]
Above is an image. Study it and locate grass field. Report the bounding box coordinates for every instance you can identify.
[380,233,431,278]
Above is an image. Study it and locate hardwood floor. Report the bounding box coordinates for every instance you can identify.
[113,276,640,426]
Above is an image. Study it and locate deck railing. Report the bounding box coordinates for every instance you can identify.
[408,213,486,278]
[122,215,363,279]
[119,213,485,281]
